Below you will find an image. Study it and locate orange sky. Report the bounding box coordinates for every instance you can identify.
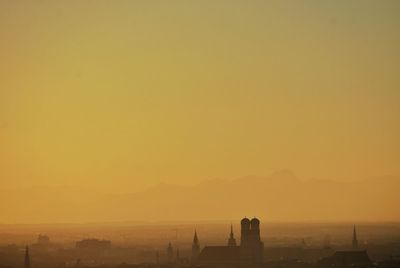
[1,0,399,198]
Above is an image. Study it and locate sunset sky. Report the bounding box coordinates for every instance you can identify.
[1,0,399,198]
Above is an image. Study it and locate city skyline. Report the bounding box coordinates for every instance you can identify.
[0,1,399,266]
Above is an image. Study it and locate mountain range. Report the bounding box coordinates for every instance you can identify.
[1,170,399,223]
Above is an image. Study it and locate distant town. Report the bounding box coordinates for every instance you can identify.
[1,218,399,268]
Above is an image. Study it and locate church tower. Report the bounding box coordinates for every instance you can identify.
[24,246,31,268]
[191,230,200,264]
[240,217,251,246]
[167,242,174,263]
[227,224,237,246]
[352,225,358,250]
[250,217,264,266]
[240,217,264,268]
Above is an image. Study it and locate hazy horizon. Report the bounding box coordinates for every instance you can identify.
[1,170,399,224]
[1,1,399,225]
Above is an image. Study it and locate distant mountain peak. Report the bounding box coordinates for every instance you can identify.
[270,169,298,180]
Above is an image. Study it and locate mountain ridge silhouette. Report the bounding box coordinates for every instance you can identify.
[1,170,399,223]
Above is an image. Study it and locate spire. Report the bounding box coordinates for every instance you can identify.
[193,229,199,244]
[24,246,31,268]
[352,225,358,250]
[228,224,237,246]
[191,230,200,264]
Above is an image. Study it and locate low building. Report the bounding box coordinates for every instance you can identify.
[318,250,372,267]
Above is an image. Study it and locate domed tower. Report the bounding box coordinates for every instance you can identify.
[240,217,264,268]
[250,217,261,242]
[240,217,253,267]
[240,217,251,246]
[250,217,264,266]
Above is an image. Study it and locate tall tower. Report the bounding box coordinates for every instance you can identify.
[250,217,261,242]
[191,230,200,264]
[240,217,252,267]
[240,217,264,268]
[167,242,174,263]
[24,246,31,268]
[352,225,358,250]
[250,217,264,266]
[240,217,251,246]
[228,224,237,246]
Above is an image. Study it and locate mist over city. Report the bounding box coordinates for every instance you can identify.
[1,1,399,267]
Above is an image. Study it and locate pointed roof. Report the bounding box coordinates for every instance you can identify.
[227,224,237,246]
[229,224,235,239]
[193,230,199,244]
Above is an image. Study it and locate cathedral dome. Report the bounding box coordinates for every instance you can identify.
[250,217,260,226]
[241,217,250,226]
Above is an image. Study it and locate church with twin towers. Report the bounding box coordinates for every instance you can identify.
[192,217,264,268]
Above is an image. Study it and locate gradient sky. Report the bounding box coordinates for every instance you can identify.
[1,0,399,194]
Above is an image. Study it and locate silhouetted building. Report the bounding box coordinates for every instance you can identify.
[240,217,264,267]
[199,246,240,267]
[167,242,174,263]
[228,224,237,247]
[37,234,50,245]
[191,230,200,264]
[318,250,372,267]
[353,225,359,250]
[24,246,30,268]
[198,217,264,268]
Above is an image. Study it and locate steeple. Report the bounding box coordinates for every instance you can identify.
[352,225,358,250]
[228,224,237,246]
[191,230,200,264]
[24,246,30,268]
[193,230,199,244]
